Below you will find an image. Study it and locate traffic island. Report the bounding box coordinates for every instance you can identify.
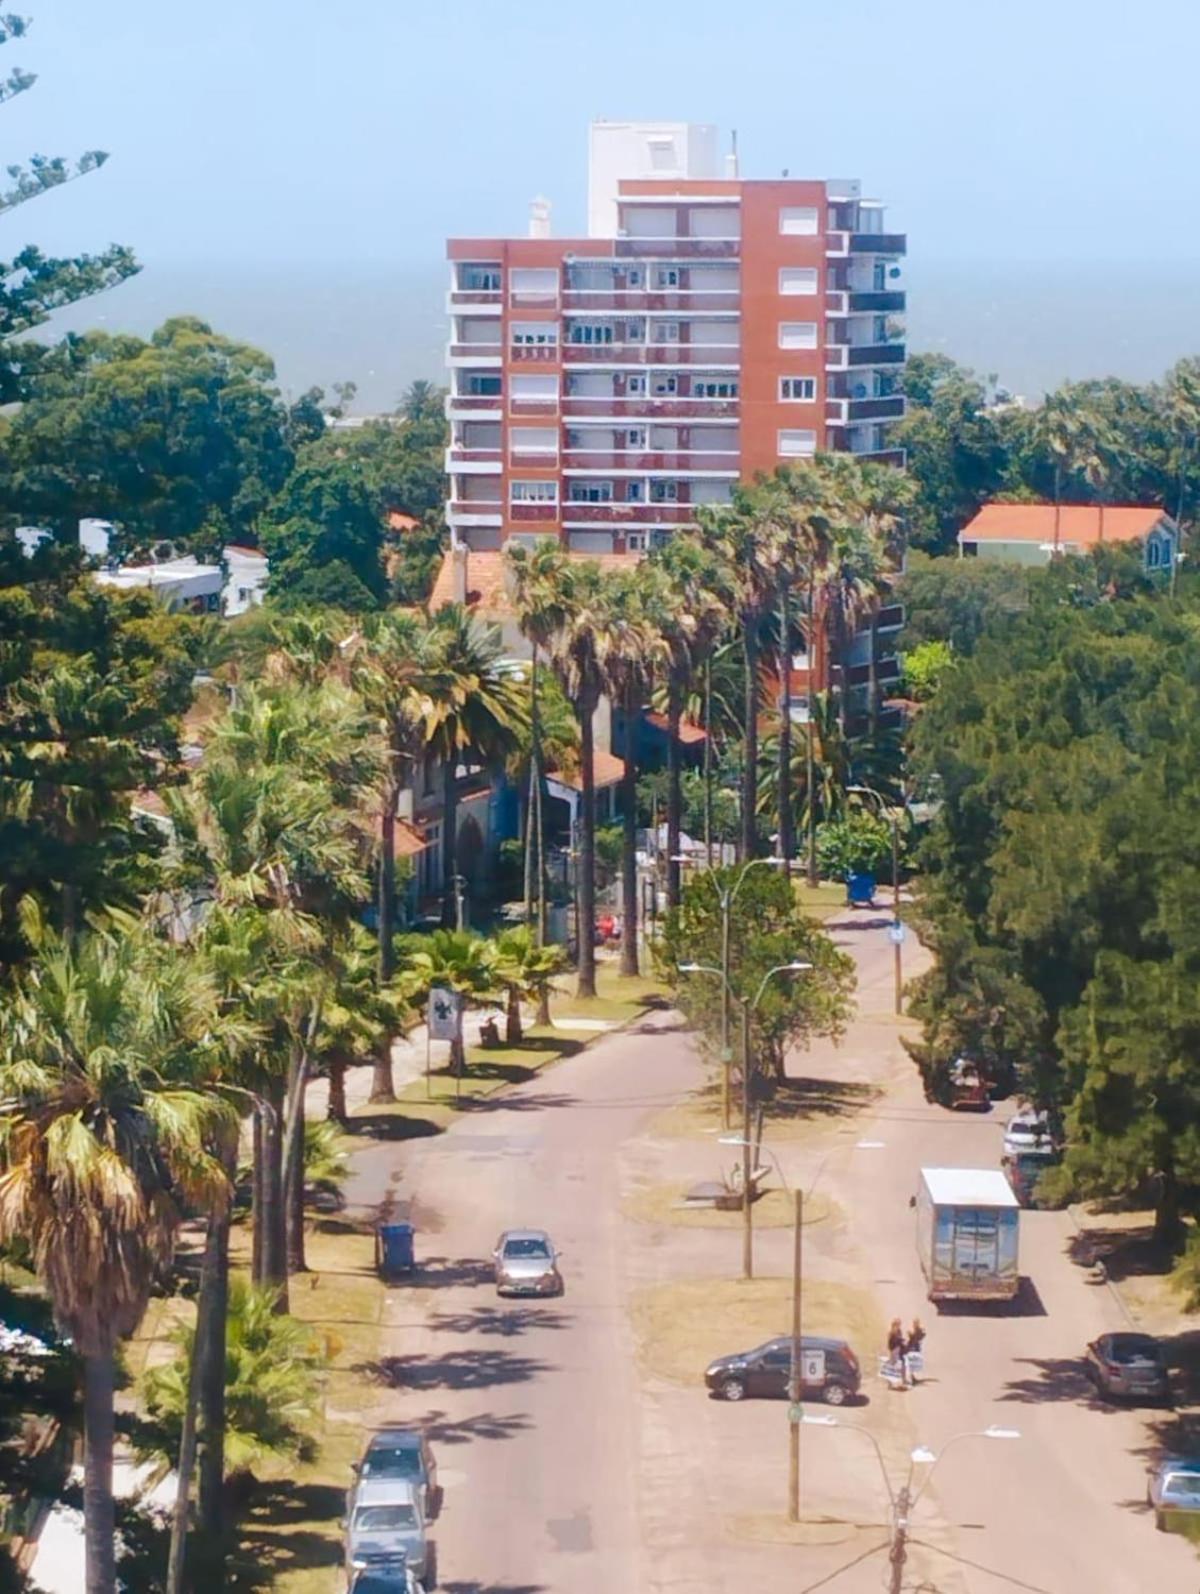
[624,1180,840,1232]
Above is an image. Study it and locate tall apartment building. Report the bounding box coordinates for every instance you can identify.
[444,120,907,557]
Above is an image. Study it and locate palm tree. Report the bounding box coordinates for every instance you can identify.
[536,556,620,999]
[0,914,232,1594]
[601,569,666,976]
[396,928,501,1073]
[647,538,729,906]
[494,925,568,1038]
[508,541,574,944]
[419,604,527,929]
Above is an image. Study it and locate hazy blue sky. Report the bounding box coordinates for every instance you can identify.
[13,0,1200,405]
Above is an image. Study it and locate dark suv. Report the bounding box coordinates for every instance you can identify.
[705,1335,861,1405]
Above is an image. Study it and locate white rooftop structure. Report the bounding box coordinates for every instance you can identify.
[587,120,720,239]
[94,555,222,610]
[920,1168,1019,1208]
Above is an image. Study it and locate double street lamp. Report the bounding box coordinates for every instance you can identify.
[671,853,790,1126]
[678,956,812,1280]
[801,1416,1020,1593]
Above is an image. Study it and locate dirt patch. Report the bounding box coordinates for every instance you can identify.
[728,1512,871,1547]
[649,1073,881,1144]
[624,1181,839,1233]
[629,1275,883,1390]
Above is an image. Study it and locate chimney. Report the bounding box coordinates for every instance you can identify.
[529,195,552,239]
[725,129,739,179]
[452,541,468,606]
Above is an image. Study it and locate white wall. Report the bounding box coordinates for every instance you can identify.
[588,120,719,238]
[689,206,739,239]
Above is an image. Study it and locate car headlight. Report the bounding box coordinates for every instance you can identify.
[351,1558,367,1570]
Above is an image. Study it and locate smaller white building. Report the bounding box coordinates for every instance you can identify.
[92,545,270,616]
[222,545,269,616]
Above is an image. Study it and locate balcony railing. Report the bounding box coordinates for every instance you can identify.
[561,396,739,419]
[509,451,559,469]
[447,394,502,411]
[826,231,849,256]
[562,450,740,471]
[562,289,739,312]
[509,502,558,522]
[847,343,906,367]
[847,395,906,421]
[449,343,502,359]
[845,656,902,687]
[562,343,739,366]
[510,345,560,362]
[509,398,559,417]
[509,292,559,309]
[848,447,907,468]
[825,345,849,371]
[447,448,502,464]
[849,233,907,256]
[449,289,503,306]
[877,604,904,631]
[562,502,701,524]
[847,290,906,313]
[826,398,849,426]
[447,501,502,521]
[825,290,848,315]
[613,237,740,259]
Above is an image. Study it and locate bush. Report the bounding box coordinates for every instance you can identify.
[816,813,894,879]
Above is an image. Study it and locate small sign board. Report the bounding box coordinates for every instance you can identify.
[427,986,464,1041]
[888,920,906,945]
[802,1348,826,1383]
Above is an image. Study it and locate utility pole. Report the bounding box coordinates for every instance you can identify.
[788,1187,803,1521]
[888,1482,911,1594]
[720,891,732,1127]
[741,997,754,1281]
[890,808,902,1016]
[805,576,819,888]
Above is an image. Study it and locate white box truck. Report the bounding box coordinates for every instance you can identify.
[916,1167,1020,1303]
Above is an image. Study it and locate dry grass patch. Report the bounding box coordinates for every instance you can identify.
[649,1072,881,1144]
[728,1513,867,1546]
[624,1180,838,1233]
[630,1275,883,1389]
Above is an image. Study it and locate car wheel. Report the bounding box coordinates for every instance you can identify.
[425,1541,438,1585]
[822,1381,848,1407]
[720,1376,747,1402]
[1155,1510,1166,1533]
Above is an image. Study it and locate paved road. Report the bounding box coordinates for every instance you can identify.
[342,1006,699,1593]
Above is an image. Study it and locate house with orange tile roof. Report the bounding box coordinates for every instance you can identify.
[958,503,1177,570]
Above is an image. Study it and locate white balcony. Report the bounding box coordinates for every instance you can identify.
[447,346,502,367]
[445,293,502,315]
[445,448,502,475]
[447,503,503,528]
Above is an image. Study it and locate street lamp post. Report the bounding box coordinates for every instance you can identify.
[802,1416,1020,1589]
[672,854,788,1126]
[679,957,811,1280]
[847,784,903,1016]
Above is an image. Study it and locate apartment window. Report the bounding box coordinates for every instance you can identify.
[626,374,648,395]
[694,379,738,398]
[621,428,647,448]
[652,375,679,395]
[626,321,645,342]
[462,266,501,291]
[780,377,817,402]
[778,428,817,458]
[510,267,559,298]
[779,322,818,350]
[569,482,613,503]
[512,325,557,346]
[625,268,643,288]
[780,206,819,236]
[510,428,558,455]
[627,532,649,553]
[569,323,614,345]
[510,372,558,401]
[653,266,681,289]
[650,481,680,502]
[648,137,677,172]
[779,267,819,296]
[465,374,502,396]
[653,321,681,344]
[627,481,644,502]
[510,480,558,502]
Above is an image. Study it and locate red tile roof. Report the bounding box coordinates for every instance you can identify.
[394,818,429,857]
[428,546,643,616]
[388,510,421,533]
[960,503,1170,547]
[547,748,626,792]
[644,710,707,746]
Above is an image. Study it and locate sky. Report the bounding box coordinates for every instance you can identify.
[11,0,1200,407]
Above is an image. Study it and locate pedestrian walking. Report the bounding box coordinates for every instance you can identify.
[885,1317,906,1387]
[904,1317,926,1386]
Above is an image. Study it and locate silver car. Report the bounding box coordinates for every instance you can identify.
[346,1477,430,1583]
[1147,1458,1200,1531]
[493,1229,562,1297]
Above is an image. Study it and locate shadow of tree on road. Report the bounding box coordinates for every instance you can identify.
[406,1256,494,1290]
[457,1091,578,1115]
[998,1356,1114,1408]
[347,1111,443,1142]
[417,1407,533,1445]
[770,1075,882,1121]
[356,1347,553,1392]
[428,1305,572,1337]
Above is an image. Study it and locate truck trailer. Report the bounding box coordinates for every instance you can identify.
[916,1167,1020,1303]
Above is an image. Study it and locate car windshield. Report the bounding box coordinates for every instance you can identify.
[353,1504,417,1532]
[364,1446,422,1476]
[504,1238,551,1259]
[1164,1473,1200,1500]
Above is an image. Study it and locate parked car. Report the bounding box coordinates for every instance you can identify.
[1003,1108,1055,1157]
[948,1057,990,1111]
[704,1335,861,1405]
[1085,1333,1172,1404]
[349,1559,425,1594]
[1147,1458,1200,1530]
[345,1478,430,1584]
[493,1229,563,1297]
[350,1427,438,1519]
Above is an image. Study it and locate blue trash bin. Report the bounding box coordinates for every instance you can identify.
[846,871,877,907]
[376,1222,415,1280]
